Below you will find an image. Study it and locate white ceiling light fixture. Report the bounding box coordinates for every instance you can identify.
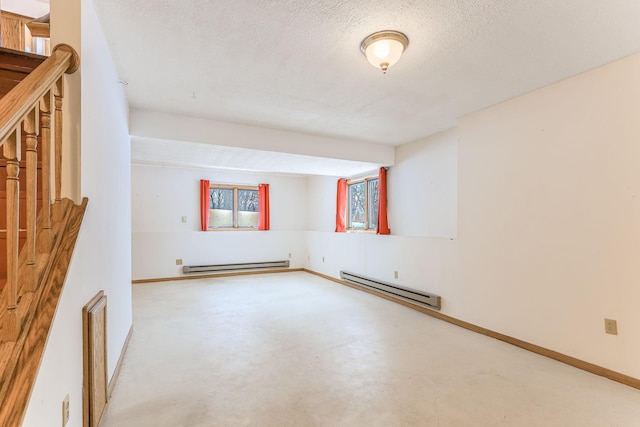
[360,30,409,74]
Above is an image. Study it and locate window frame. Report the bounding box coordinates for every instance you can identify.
[346,174,379,233]
[208,183,260,231]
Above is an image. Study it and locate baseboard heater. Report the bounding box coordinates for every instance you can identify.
[183,260,290,274]
[340,271,441,310]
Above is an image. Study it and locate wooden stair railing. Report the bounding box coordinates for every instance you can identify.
[0,43,78,341]
[0,43,81,427]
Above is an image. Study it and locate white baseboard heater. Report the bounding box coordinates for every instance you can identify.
[340,271,441,310]
[183,260,290,274]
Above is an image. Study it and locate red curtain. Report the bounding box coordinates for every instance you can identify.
[335,178,347,232]
[377,167,390,235]
[200,180,210,231]
[258,184,270,230]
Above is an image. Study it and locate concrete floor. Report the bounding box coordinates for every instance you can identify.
[102,272,640,426]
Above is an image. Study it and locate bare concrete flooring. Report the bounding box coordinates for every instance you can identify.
[102,272,640,426]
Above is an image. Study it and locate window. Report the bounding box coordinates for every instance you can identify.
[209,184,259,229]
[335,168,389,234]
[347,176,379,231]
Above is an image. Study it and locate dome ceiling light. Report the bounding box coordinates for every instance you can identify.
[360,30,409,74]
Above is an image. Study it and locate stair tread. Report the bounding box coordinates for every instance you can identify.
[0,47,46,100]
[0,47,46,69]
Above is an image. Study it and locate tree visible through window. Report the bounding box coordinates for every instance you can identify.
[209,184,259,229]
[348,176,379,231]
[368,179,379,229]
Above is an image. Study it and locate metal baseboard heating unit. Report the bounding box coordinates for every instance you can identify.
[340,271,441,310]
[183,260,289,274]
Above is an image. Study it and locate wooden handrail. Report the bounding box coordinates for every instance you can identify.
[0,44,78,144]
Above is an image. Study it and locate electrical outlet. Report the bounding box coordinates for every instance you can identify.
[322,257,325,262]
[181,216,187,223]
[288,253,292,258]
[62,394,69,426]
[176,259,183,265]
[394,271,398,279]
[604,318,618,335]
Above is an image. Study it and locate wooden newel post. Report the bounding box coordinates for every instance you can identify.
[39,91,53,250]
[2,129,21,342]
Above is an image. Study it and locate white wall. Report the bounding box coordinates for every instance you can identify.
[454,52,640,378]
[50,0,82,203]
[304,130,458,294]
[305,53,640,380]
[391,129,458,238]
[22,0,132,426]
[132,165,307,280]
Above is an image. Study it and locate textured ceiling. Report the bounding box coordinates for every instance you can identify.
[94,0,640,147]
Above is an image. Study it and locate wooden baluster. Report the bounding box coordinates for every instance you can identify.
[2,129,21,342]
[24,107,39,292]
[39,90,53,250]
[53,77,64,220]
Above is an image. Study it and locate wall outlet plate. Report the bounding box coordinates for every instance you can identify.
[604,318,618,335]
[176,259,183,265]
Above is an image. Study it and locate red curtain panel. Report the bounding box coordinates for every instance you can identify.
[377,168,390,235]
[259,184,270,230]
[335,178,347,232]
[200,180,210,231]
